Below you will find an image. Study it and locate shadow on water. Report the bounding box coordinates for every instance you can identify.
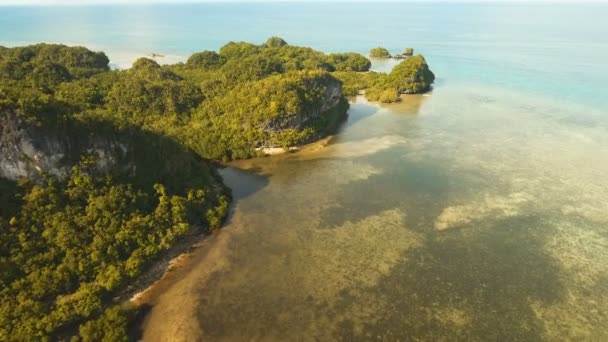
[218,166,269,201]
[376,93,430,116]
[332,214,566,341]
[128,304,152,341]
[339,93,429,137]
[337,100,381,131]
[216,98,384,201]
[316,147,458,231]
[217,166,270,227]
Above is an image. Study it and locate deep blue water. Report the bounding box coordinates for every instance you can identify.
[1,2,608,108]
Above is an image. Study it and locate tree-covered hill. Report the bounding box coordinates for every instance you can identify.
[369,46,391,58]
[0,37,434,341]
[335,54,435,103]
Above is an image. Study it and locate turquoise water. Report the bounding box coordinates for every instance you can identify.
[3,2,608,340]
[1,2,608,108]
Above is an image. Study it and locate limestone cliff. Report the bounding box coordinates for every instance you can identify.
[259,74,346,148]
[0,110,132,181]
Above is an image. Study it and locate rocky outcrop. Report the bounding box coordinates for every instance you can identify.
[256,74,347,150]
[262,75,343,133]
[390,55,435,94]
[394,48,414,59]
[0,110,132,181]
[369,47,391,58]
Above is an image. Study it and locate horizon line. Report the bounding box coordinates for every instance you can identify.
[0,0,603,6]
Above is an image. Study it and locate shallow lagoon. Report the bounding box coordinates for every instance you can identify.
[141,83,608,340]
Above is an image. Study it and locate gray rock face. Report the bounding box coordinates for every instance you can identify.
[0,77,345,179]
[262,77,343,133]
[0,110,131,181]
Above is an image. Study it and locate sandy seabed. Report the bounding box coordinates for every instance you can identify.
[138,90,608,341]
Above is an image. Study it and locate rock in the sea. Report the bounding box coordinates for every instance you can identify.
[389,55,435,94]
[369,47,392,58]
[393,48,414,59]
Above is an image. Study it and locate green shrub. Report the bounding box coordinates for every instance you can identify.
[78,304,137,342]
[265,36,288,48]
[327,53,371,71]
[186,51,225,69]
[389,54,435,93]
[369,47,391,58]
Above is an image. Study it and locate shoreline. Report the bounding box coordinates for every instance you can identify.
[116,90,429,301]
[125,133,338,307]
[121,226,210,305]
[122,93,425,330]
[124,176,231,307]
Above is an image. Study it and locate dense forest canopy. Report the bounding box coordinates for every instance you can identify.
[0,37,434,340]
[389,55,435,94]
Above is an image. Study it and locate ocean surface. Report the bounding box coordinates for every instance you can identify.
[2,2,608,108]
[2,2,608,340]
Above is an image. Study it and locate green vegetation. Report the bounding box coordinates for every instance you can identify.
[186,50,224,69]
[389,55,435,94]
[0,37,434,339]
[366,87,401,103]
[402,48,414,56]
[0,38,350,340]
[327,53,371,71]
[78,303,138,342]
[265,36,288,48]
[369,47,391,58]
[0,155,229,341]
[186,70,342,159]
[0,39,365,161]
[0,43,108,80]
[335,54,435,102]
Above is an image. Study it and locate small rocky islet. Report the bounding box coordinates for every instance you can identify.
[369,46,415,59]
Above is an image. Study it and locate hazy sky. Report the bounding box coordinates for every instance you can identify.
[0,0,595,5]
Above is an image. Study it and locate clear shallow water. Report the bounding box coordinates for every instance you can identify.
[2,2,608,340]
[139,88,608,340]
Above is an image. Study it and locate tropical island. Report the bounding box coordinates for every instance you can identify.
[369,46,392,58]
[0,37,434,341]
